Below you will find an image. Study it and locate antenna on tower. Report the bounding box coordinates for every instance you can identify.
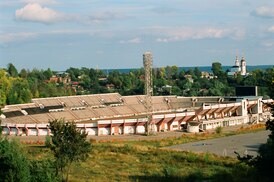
[143,51,155,135]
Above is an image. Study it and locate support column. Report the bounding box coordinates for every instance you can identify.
[15,124,20,136]
[36,125,40,136]
[157,118,165,132]
[25,124,29,136]
[123,120,125,135]
[47,127,50,136]
[7,126,11,135]
[110,120,113,135]
[97,122,100,136]
[167,117,176,131]
[135,119,139,134]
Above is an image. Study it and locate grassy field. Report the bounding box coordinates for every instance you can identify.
[25,125,264,182]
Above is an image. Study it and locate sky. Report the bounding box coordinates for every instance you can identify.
[0,0,274,71]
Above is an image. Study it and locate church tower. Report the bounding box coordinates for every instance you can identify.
[241,56,246,76]
[235,56,240,67]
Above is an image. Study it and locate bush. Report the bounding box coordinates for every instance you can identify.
[0,138,31,182]
[29,159,60,182]
[45,135,51,148]
[215,126,223,134]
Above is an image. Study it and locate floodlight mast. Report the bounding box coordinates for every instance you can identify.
[143,52,155,135]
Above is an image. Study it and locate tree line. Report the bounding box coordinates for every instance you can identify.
[0,62,273,107]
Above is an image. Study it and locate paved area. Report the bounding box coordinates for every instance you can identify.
[165,130,270,157]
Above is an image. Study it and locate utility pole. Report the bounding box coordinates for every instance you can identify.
[143,52,155,135]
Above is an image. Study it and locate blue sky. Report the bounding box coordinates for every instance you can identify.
[0,0,274,71]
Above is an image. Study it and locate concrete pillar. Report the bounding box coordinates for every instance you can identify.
[7,126,11,135]
[213,112,217,119]
[252,98,263,114]
[110,120,113,135]
[123,120,125,135]
[135,119,139,134]
[240,99,248,116]
[97,122,100,136]
[25,125,29,136]
[15,125,20,136]
[47,127,51,136]
[239,99,248,123]
[36,125,40,136]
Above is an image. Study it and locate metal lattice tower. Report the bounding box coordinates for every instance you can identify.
[143,52,154,135]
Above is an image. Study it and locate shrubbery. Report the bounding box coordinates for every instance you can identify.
[0,138,30,182]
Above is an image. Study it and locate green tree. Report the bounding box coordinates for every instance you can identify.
[7,78,32,104]
[0,69,11,106]
[0,138,31,182]
[194,67,201,79]
[43,68,53,80]
[48,119,91,182]
[19,69,28,79]
[211,62,222,76]
[7,63,18,77]
[208,80,226,96]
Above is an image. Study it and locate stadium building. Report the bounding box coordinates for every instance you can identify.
[1,93,273,136]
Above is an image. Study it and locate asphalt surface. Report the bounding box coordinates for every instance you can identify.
[165,130,270,157]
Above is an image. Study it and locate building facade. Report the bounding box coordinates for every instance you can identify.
[1,93,273,136]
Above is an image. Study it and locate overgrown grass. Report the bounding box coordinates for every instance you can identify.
[66,142,255,182]
[24,139,256,181]
[23,124,264,181]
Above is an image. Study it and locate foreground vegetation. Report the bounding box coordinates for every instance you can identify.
[0,121,271,181]
[26,137,251,182]
[12,124,266,181]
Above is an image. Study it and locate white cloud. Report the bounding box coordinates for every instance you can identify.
[119,37,141,44]
[0,32,37,43]
[15,4,125,25]
[268,26,274,32]
[253,7,274,18]
[261,40,274,47]
[147,26,245,43]
[15,3,64,24]
[20,0,59,5]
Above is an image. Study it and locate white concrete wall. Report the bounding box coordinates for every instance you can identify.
[99,127,110,135]
[40,129,48,136]
[171,121,179,130]
[164,123,168,130]
[29,128,38,136]
[86,128,97,135]
[124,126,135,134]
[187,125,199,133]
[136,126,145,133]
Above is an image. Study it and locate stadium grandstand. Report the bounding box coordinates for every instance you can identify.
[0,93,273,136]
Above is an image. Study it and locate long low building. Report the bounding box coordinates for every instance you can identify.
[0,93,273,136]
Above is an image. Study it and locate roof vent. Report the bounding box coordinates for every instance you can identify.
[61,102,66,107]
[21,110,28,115]
[191,98,197,102]
[39,104,44,109]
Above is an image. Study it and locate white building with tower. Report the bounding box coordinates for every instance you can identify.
[227,55,247,76]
